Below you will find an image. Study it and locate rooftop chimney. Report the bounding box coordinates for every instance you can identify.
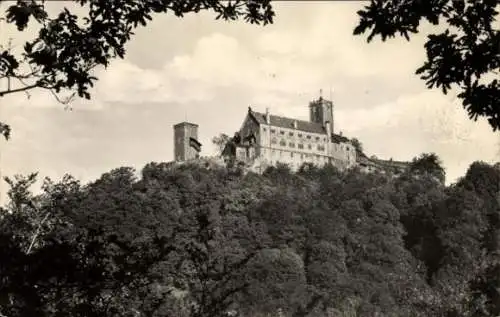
[265,108,270,124]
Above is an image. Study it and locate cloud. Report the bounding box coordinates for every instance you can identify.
[256,31,299,55]
[1,1,433,113]
[1,0,498,206]
[92,60,218,105]
[157,3,432,103]
[164,31,337,97]
[335,89,499,184]
[1,88,106,112]
[254,3,428,79]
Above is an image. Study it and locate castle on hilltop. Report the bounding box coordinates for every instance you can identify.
[172,94,410,175]
[222,95,357,171]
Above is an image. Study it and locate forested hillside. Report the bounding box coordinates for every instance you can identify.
[0,161,499,317]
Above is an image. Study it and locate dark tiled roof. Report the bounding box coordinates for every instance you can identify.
[331,133,350,144]
[356,151,409,169]
[373,158,409,169]
[356,151,369,159]
[249,111,326,134]
[357,156,378,166]
[248,110,353,144]
[173,121,198,128]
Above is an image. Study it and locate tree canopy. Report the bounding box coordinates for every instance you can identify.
[212,133,231,155]
[2,1,498,138]
[1,159,500,316]
[0,0,275,140]
[354,0,500,131]
[350,138,364,154]
[409,152,446,183]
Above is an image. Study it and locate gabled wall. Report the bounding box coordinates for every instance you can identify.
[239,114,261,154]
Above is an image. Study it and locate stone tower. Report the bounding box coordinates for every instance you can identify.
[309,95,334,133]
[173,122,201,162]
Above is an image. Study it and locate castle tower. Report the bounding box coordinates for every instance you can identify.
[309,95,334,133]
[173,122,202,162]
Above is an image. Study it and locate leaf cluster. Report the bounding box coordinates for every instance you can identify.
[354,0,500,131]
[0,0,275,140]
[0,158,499,317]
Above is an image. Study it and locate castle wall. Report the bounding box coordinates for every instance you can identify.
[257,124,338,170]
[229,99,357,171]
[173,96,409,175]
[239,114,259,137]
[239,114,261,154]
[327,142,357,169]
[235,147,248,161]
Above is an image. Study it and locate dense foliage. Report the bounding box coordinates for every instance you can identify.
[2,0,499,140]
[0,0,274,140]
[354,0,500,131]
[1,159,499,317]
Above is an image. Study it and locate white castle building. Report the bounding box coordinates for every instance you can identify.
[173,95,409,175]
[222,95,357,171]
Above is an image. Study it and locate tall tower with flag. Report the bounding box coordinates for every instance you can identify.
[173,122,202,162]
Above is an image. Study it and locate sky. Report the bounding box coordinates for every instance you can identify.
[1,1,499,203]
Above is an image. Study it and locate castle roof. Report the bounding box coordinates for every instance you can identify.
[249,110,351,144]
[249,110,325,134]
[173,121,198,128]
[373,158,409,169]
[331,133,350,144]
[357,153,409,170]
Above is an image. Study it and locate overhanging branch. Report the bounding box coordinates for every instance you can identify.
[0,82,39,97]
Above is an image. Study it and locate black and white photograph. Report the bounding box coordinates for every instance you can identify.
[0,0,499,316]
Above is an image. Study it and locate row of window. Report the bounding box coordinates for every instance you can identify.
[262,129,353,154]
[263,127,326,142]
[271,137,329,152]
[272,138,326,151]
[265,149,352,165]
[263,150,349,167]
[264,148,325,160]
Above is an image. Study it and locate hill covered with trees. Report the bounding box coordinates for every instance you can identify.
[0,160,499,317]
